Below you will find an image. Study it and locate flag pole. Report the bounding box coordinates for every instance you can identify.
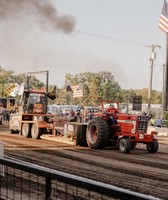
[159,0,168,112]
[162,33,168,112]
[166,33,168,110]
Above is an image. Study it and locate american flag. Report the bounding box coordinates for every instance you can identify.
[71,84,83,98]
[159,0,168,33]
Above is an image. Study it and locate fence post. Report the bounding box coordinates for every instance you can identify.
[45,177,51,200]
[0,142,4,176]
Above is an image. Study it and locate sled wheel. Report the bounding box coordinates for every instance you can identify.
[22,123,30,138]
[119,138,131,153]
[31,123,41,139]
[146,140,159,153]
[87,117,109,149]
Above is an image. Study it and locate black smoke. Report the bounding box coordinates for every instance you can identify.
[0,0,76,33]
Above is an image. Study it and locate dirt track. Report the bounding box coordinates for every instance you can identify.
[0,123,168,200]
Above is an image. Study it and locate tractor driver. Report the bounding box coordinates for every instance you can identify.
[107,104,117,124]
[107,104,117,115]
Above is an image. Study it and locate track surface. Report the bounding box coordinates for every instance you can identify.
[0,123,168,200]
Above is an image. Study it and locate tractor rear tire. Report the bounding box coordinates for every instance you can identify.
[87,117,109,149]
[119,138,131,153]
[22,123,30,138]
[31,123,41,139]
[146,140,159,153]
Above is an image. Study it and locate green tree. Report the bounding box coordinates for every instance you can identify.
[0,66,15,97]
[0,66,162,106]
[126,88,162,104]
[65,71,122,106]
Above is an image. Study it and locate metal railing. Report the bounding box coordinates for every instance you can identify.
[0,157,160,200]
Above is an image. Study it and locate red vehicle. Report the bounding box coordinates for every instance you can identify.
[86,100,158,153]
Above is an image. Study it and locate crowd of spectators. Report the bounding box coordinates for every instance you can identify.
[0,106,10,123]
[57,106,99,123]
[150,114,164,128]
[0,102,18,124]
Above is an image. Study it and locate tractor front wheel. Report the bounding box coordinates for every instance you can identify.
[146,140,159,153]
[87,117,109,149]
[119,138,131,153]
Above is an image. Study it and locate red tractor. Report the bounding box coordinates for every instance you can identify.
[86,100,159,153]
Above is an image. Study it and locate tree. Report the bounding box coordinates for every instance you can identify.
[0,66,15,97]
[65,71,122,106]
[0,66,162,106]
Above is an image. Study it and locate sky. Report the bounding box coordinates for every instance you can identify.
[0,0,166,91]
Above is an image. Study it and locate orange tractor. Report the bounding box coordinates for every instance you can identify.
[9,70,56,139]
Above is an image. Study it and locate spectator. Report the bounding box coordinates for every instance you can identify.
[0,106,3,124]
[69,109,75,117]
[0,106,3,115]
[83,108,89,123]
[107,104,118,125]
[156,116,163,128]
[5,111,10,122]
[2,107,7,122]
[107,104,118,115]
[59,110,63,116]
[150,117,155,126]
[76,106,84,123]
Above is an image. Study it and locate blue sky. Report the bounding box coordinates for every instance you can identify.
[0,0,166,91]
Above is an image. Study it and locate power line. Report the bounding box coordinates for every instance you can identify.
[76,30,146,45]
[0,10,47,26]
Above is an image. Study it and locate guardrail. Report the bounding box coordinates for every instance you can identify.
[0,157,160,200]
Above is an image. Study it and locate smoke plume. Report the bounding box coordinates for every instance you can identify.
[0,0,75,33]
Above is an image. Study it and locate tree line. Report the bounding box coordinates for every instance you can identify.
[0,66,162,106]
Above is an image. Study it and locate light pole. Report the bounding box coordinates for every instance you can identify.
[146,44,161,110]
[0,73,3,107]
[162,63,166,112]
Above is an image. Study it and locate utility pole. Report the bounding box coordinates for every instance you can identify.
[146,44,161,110]
[156,63,166,113]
